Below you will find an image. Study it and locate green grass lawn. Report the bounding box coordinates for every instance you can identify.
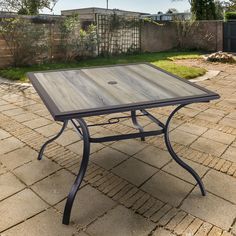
[0,51,206,82]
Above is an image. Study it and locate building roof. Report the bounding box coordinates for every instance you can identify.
[61,7,150,16]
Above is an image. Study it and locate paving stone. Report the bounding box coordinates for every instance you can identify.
[232,222,236,235]
[203,108,227,117]
[195,222,213,236]
[132,192,150,210]
[0,129,11,140]
[165,211,187,231]
[141,170,193,207]
[182,218,203,236]
[150,204,172,223]
[31,169,75,205]
[134,146,171,169]
[169,129,198,146]
[112,158,157,186]
[137,196,156,214]
[0,146,37,170]
[191,137,228,157]
[55,129,80,146]
[112,183,133,201]
[0,163,7,175]
[3,108,25,116]
[162,159,208,184]
[124,190,144,208]
[13,158,61,185]
[35,123,63,138]
[74,232,90,236]
[202,129,235,145]
[221,146,236,162]
[111,139,148,156]
[1,208,77,236]
[0,189,48,232]
[143,200,164,218]
[0,104,17,112]
[119,186,139,204]
[86,205,155,236]
[1,66,236,234]
[222,231,234,236]
[203,169,236,204]
[181,187,236,230]
[177,123,208,136]
[0,172,25,200]
[219,117,236,129]
[153,228,175,236]
[13,113,39,123]
[24,103,46,112]
[23,117,51,129]
[208,226,222,236]
[0,137,24,155]
[67,141,105,155]
[174,214,195,235]
[158,208,178,226]
[178,107,200,117]
[0,100,8,106]
[55,185,116,227]
[227,111,236,120]
[196,112,223,123]
[91,147,128,170]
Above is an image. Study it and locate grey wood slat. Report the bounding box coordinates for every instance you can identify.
[129,64,205,96]
[33,64,208,113]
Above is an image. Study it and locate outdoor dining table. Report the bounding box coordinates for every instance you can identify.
[27,63,220,225]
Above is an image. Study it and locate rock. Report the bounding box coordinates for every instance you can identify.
[204,52,236,63]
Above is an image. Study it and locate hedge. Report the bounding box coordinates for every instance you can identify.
[225,12,236,20]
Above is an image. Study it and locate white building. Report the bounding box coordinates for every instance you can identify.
[142,12,192,21]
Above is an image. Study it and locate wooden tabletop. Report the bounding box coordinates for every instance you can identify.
[28,63,219,120]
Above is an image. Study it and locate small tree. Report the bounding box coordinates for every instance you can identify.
[175,19,196,49]
[191,0,217,20]
[59,15,98,61]
[223,0,236,11]
[0,0,58,15]
[215,0,224,20]
[59,15,80,60]
[78,24,98,58]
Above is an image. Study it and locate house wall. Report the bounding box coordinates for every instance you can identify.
[141,21,223,53]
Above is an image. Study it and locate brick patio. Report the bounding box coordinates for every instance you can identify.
[0,60,236,236]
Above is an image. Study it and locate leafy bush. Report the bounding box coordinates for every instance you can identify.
[0,16,48,66]
[59,15,98,61]
[225,12,236,20]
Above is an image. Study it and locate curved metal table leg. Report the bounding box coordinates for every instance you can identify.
[164,104,206,196]
[131,110,145,141]
[38,120,68,160]
[63,118,90,225]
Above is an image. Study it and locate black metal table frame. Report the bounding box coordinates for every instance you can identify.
[38,104,207,225]
[28,63,220,225]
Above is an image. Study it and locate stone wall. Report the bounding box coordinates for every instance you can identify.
[141,21,223,53]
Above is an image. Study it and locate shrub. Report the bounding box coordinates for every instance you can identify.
[0,16,48,66]
[225,12,236,20]
[59,15,98,61]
